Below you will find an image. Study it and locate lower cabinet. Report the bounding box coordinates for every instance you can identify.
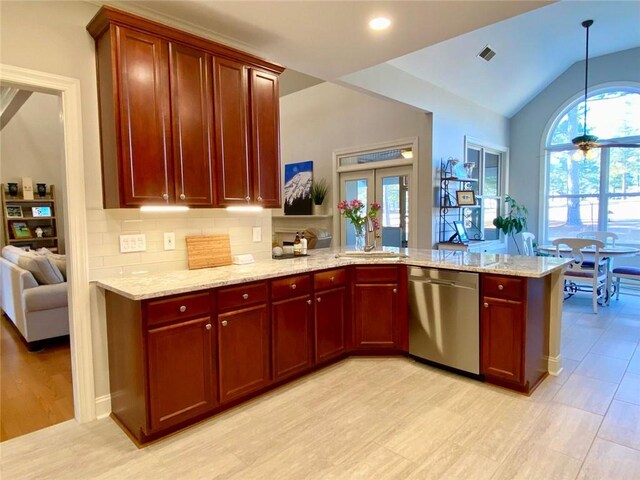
[353,266,400,350]
[315,286,346,363]
[147,316,217,431]
[481,274,549,393]
[218,303,271,403]
[272,295,313,381]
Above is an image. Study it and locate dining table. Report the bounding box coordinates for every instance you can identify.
[536,244,640,306]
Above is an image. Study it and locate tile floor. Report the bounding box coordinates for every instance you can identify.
[1,292,639,479]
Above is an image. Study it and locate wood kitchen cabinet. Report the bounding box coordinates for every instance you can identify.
[481,274,549,393]
[314,269,348,363]
[271,275,313,381]
[87,7,283,208]
[217,282,271,403]
[353,266,407,350]
[214,59,281,207]
[104,290,217,443]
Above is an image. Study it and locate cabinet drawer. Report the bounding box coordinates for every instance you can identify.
[271,274,311,300]
[314,268,347,290]
[354,266,398,284]
[146,292,211,327]
[217,282,267,311]
[483,274,525,301]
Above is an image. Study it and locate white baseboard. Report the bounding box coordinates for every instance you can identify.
[95,394,112,420]
[547,355,563,376]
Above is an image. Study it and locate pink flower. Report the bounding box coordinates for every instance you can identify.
[370,202,381,210]
[349,199,363,209]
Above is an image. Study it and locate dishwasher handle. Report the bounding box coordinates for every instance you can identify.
[411,278,477,290]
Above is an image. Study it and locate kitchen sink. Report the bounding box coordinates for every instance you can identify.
[337,251,408,259]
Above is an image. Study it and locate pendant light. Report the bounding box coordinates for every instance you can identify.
[572,19,599,157]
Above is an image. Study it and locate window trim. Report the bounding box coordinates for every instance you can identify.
[540,83,640,246]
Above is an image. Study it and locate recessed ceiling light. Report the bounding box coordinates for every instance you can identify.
[369,17,391,31]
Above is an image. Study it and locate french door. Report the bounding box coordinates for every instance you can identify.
[339,166,411,248]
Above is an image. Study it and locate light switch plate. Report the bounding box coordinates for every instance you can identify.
[164,232,176,250]
[252,227,262,242]
[119,234,146,253]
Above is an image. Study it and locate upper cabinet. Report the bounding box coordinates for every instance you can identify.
[87,7,284,208]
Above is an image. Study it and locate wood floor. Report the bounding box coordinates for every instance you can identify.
[1,294,639,478]
[0,314,73,441]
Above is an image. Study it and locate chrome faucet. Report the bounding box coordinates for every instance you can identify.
[364,216,376,252]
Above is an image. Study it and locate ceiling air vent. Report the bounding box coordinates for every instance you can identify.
[478,45,496,62]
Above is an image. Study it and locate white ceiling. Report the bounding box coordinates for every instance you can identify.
[386,1,640,117]
[96,1,639,118]
[100,0,551,79]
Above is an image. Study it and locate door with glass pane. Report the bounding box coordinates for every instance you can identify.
[339,167,411,248]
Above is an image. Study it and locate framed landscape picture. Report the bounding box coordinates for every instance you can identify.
[11,222,32,239]
[284,160,313,215]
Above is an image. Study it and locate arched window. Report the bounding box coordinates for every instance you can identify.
[545,87,640,245]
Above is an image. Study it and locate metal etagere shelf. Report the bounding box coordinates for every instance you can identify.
[438,159,483,244]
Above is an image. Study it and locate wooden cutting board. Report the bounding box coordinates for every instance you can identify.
[185,234,232,270]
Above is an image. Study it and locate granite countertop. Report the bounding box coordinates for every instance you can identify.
[94,247,570,301]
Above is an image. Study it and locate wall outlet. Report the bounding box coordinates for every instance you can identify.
[119,234,146,253]
[164,232,176,250]
[252,226,262,242]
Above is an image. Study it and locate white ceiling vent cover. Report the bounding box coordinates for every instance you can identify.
[478,45,496,62]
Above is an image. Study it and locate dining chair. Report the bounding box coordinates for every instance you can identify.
[577,231,618,246]
[520,232,536,256]
[613,265,640,300]
[552,238,608,314]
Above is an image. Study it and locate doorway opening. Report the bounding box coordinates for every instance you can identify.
[334,139,417,249]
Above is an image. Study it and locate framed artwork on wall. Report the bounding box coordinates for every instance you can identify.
[284,160,313,215]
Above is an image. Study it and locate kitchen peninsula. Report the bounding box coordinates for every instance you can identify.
[96,248,570,444]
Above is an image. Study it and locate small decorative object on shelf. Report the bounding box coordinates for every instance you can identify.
[11,222,32,239]
[337,199,380,251]
[456,190,476,206]
[443,157,459,178]
[36,183,47,197]
[7,183,18,197]
[310,178,329,215]
[35,227,44,238]
[463,162,476,178]
[6,204,23,218]
[21,177,34,200]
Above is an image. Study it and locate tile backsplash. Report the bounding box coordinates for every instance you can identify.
[87,208,273,280]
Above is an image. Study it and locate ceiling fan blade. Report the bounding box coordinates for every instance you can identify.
[596,142,640,148]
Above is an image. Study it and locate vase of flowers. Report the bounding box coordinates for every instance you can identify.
[337,199,380,250]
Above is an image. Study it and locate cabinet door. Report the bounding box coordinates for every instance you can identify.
[169,43,214,206]
[115,26,172,205]
[315,287,346,363]
[213,57,251,206]
[272,295,313,381]
[481,298,523,384]
[354,284,398,349]
[218,304,270,402]
[250,69,281,208]
[147,317,216,432]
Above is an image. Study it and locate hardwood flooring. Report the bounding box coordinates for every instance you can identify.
[0,314,73,441]
[1,294,639,478]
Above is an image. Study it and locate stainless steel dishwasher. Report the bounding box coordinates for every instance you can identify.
[408,267,480,375]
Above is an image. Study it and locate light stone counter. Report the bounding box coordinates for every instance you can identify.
[94,247,570,301]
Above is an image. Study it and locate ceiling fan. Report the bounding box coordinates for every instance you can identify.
[572,20,639,158]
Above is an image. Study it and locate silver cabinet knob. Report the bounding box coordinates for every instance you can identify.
[317,297,322,303]
[290,284,297,290]
[245,196,251,202]
[484,302,489,308]
[498,284,504,290]
[162,193,169,200]
[205,323,212,330]
[179,305,187,313]
[257,196,263,202]
[179,193,186,200]
[307,299,312,305]
[221,320,228,327]
[393,288,397,293]
[242,293,249,300]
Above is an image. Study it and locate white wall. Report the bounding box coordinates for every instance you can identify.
[1,92,67,252]
[510,47,640,242]
[341,64,510,245]
[0,1,273,404]
[279,81,432,248]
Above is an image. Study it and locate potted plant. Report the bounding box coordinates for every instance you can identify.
[337,199,380,250]
[493,195,529,255]
[310,178,329,215]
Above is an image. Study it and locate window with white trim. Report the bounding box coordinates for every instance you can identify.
[545,87,640,245]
